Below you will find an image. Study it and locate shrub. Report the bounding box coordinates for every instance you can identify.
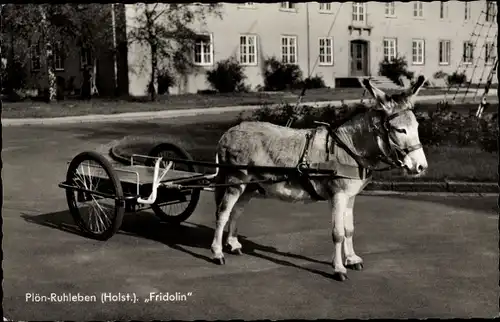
[157,69,176,95]
[263,56,303,91]
[378,56,414,87]
[447,71,467,86]
[433,70,448,79]
[206,57,247,93]
[303,75,326,89]
[478,113,498,153]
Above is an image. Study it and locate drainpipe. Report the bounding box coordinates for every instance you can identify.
[306,2,311,77]
[111,3,118,94]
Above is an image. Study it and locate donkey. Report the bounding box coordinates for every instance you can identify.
[210,76,428,281]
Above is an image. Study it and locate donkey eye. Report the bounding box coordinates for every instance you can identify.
[394,128,407,134]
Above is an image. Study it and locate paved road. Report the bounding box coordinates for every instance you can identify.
[3,117,498,320]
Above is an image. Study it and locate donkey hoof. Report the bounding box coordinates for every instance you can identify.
[229,248,243,255]
[333,272,348,282]
[346,263,364,271]
[213,257,226,265]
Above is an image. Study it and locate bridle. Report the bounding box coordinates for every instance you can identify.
[370,108,423,170]
[320,106,423,173]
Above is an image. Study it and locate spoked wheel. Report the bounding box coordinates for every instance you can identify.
[147,143,201,224]
[65,151,125,241]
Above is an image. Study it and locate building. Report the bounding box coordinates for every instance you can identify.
[19,1,499,97]
[125,1,498,96]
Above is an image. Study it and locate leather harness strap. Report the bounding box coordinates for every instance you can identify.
[297,129,327,201]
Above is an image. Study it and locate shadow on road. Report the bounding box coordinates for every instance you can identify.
[21,210,335,279]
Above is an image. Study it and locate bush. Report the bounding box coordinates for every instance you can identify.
[263,56,303,91]
[378,56,414,87]
[206,57,247,93]
[447,71,467,86]
[157,69,176,95]
[433,70,448,79]
[243,102,498,153]
[478,113,498,153]
[303,75,326,89]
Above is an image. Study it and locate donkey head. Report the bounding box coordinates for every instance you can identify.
[359,76,428,176]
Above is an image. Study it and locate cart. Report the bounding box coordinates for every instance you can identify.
[58,143,214,241]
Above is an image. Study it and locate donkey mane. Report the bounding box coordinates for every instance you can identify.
[329,102,373,129]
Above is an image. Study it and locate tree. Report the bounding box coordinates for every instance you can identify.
[0,4,113,101]
[127,3,222,101]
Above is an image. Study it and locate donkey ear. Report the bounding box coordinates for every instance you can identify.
[358,77,392,112]
[407,75,426,98]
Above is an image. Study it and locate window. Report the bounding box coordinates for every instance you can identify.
[464,1,471,20]
[30,43,41,71]
[319,37,334,65]
[280,2,296,11]
[80,47,92,69]
[439,1,448,19]
[53,44,64,71]
[238,2,255,9]
[412,39,425,65]
[383,38,397,62]
[413,1,423,17]
[352,2,365,22]
[193,34,213,66]
[486,2,496,22]
[281,36,297,64]
[240,34,257,65]
[319,2,333,13]
[485,42,496,64]
[463,41,474,64]
[385,2,395,17]
[439,40,451,65]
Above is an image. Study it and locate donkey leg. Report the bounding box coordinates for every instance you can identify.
[344,196,363,270]
[225,191,253,255]
[330,193,349,281]
[211,184,246,265]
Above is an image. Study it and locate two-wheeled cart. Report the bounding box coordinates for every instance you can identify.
[58,143,213,240]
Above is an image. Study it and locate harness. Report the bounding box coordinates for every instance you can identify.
[296,108,423,200]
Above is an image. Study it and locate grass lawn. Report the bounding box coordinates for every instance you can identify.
[111,120,497,183]
[2,87,456,119]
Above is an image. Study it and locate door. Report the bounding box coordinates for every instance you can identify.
[350,40,369,77]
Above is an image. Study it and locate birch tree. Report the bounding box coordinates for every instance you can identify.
[128,3,222,101]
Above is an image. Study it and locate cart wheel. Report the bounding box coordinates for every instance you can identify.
[65,151,125,241]
[147,143,201,224]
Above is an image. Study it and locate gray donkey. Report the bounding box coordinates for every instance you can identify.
[210,76,428,281]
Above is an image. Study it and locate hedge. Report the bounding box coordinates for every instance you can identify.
[242,102,498,153]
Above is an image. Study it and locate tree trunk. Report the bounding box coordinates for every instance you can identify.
[149,44,158,101]
[6,31,15,96]
[40,6,56,102]
[91,58,99,96]
[47,53,56,102]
